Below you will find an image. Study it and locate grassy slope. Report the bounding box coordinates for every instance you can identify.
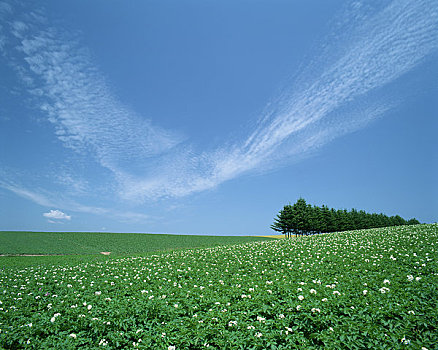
[0,231,271,256]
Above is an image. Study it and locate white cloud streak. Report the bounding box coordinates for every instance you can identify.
[1,0,437,206]
[0,178,150,223]
[0,7,183,178]
[121,0,438,201]
[0,181,56,207]
[224,0,437,172]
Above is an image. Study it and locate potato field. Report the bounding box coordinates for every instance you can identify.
[1,224,437,349]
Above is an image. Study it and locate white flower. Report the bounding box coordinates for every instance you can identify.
[95,291,101,296]
[174,304,178,308]
[407,275,414,281]
[401,337,410,345]
[310,289,317,294]
[298,295,304,300]
[363,290,368,295]
[87,304,92,310]
[255,332,262,338]
[168,346,176,350]
[383,279,390,285]
[322,298,328,302]
[50,317,56,323]
[257,316,266,323]
[70,334,77,338]
[408,310,415,315]
[415,277,421,281]
[311,308,321,313]
[228,320,237,327]
[296,305,301,311]
[333,291,341,296]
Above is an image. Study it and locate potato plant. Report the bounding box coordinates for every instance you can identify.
[1,224,437,349]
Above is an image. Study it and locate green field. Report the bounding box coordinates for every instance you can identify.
[1,224,437,349]
[0,231,271,256]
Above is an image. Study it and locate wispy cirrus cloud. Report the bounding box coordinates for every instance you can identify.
[215,0,438,174]
[0,3,183,177]
[0,0,437,210]
[119,0,438,201]
[0,180,56,207]
[0,177,149,223]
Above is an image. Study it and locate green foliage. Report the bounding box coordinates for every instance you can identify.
[272,199,422,236]
[0,231,271,256]
[0,224,437,349]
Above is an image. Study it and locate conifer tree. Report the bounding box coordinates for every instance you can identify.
[271,199,420,236]
[271,205,290,238]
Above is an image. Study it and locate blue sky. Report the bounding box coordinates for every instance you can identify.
[0,0,437,235]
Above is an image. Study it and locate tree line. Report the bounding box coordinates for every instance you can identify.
[271,198,421,238]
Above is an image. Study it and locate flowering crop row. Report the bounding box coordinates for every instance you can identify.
[1,224,437,349]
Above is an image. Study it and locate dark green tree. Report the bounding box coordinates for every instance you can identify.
[291,198,310,236]
[407,218,420,225]
[271,199,421,236]
[271,205,291,238]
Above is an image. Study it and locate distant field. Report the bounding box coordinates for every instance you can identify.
[257,234,287,239]
[0,231,272,256]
